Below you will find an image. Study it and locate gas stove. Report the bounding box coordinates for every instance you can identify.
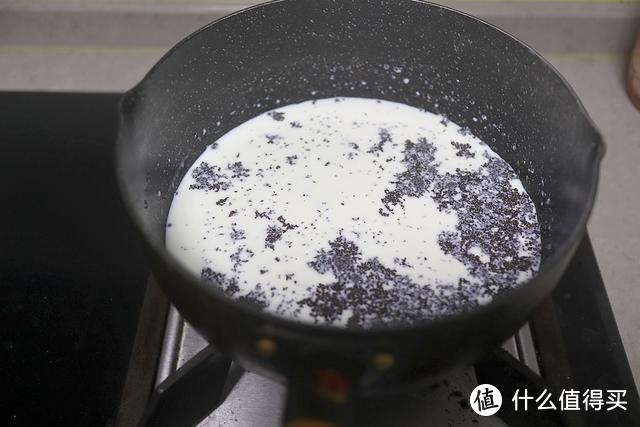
[2,91,638,427]
[117,237,640,427]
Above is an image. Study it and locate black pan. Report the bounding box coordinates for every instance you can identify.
[116,1,604,425]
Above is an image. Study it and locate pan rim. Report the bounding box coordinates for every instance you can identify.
[115,0,605,339]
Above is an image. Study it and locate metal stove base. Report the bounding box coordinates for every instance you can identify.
[158,307,507,426]
[116,236,640,427]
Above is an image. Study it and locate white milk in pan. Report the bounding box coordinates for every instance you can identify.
[166,98,541,328]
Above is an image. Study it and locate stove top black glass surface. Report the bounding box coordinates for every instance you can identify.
[1,92,149,425]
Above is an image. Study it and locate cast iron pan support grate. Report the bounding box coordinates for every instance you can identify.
[140,346,232,427]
